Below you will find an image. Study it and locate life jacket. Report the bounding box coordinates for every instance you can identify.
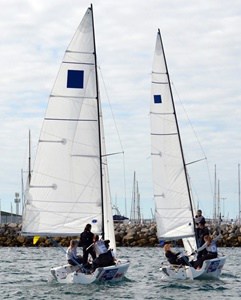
[207,241,217,253]
[94,240,108,256]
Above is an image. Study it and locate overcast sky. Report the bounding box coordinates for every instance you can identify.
[0,0,241,220]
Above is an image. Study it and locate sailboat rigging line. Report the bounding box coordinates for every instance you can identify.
[102,151,124,157]
[186,238,195,253]
[123,152,128,217]
[98,67,124,152]
[28,130,31,185]
[185,157,207,166]
[91,4,105,240]
[158,29,197,243]
[169,50,215,208]
[98,52,127,218]
[171,81,207,160]
[171,69,214,199]
[48,237,83,268]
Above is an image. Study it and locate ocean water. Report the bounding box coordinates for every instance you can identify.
[0,247,240,299]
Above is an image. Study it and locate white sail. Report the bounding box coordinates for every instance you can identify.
[22,7,112,239]
[150,30,196,241]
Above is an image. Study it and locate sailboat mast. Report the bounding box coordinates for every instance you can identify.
[90,4,105,239]
[157,29,196,232]
[217,179,220,224]
[133,171,136,221]
[239,163,240,225]
[28,129,31,185]
[213,164,217,223]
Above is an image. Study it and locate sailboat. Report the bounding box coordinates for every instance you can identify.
[21,5,130,284]
[150,29,226,280]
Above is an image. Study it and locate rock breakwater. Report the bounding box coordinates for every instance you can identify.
[0,222,241,247]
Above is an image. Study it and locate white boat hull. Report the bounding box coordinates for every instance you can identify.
[160,256,226,280]
[50,260,130,284]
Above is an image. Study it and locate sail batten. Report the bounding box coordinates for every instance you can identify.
[66,50,94,54]
[44,118,97,121]
[50,95,96,99]
[151,133,178,136]
[152,81,169,84]
[62,61,95,66]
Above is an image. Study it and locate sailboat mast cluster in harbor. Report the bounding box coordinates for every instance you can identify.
[212,164,241,225]
[130,171,141,223]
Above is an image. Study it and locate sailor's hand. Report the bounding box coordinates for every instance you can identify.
[177,253,184,259]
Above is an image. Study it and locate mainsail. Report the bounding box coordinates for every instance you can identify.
[150,30,196,242]
[22,7,114,250]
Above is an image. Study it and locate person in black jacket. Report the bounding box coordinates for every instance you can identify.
[79,224,96,264]
[196,218,210,259]
[195,209,205,225]
[163,243,189,266]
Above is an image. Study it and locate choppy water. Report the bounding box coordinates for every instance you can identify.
[0,247,240,299]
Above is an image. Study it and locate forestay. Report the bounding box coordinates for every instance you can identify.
[100,110,116,251]
[150,30,196,242]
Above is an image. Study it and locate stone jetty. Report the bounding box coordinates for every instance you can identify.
[0,222,241,247]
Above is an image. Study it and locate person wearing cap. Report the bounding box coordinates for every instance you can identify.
[195,209,205,226]
[195,210,207,245]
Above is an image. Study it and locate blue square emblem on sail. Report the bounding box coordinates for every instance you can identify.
[154,95,162,104]
[67,70,84,89]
